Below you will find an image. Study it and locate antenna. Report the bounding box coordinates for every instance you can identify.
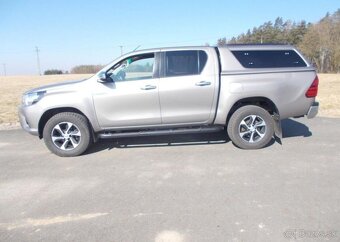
[133,45,141,52]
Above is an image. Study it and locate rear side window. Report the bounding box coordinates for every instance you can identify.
[232,50,307,68]
[165,50,207,77]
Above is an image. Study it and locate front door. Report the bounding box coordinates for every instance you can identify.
[93,52,161,128]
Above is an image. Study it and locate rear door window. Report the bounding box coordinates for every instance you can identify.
[165,50,207,77]
[232,50,307,68]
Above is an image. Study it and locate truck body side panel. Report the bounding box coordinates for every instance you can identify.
[214,47,317,124]
[214,70,316,124]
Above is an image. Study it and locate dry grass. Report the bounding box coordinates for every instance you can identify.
[0,73,339,126]
[316,74,340,118]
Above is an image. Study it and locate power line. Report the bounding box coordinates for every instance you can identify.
[35,46,41,75]
[2,63,6,76]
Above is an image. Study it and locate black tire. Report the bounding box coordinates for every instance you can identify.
[227,105,274,149]
[43,112,91,157]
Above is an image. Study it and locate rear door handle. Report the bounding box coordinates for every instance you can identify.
[195,81,211,86]
[141,85,157,90]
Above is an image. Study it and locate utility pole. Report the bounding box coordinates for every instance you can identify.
[35,46,41,75]
[2,63,6,76]
[119,45,123,56]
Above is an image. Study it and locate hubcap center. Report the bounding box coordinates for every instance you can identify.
[239,115,266,143]
[51,122,81,151]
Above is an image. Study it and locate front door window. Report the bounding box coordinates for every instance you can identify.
[107,54,155,82]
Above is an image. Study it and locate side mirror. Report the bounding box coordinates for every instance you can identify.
[97,72,112,83]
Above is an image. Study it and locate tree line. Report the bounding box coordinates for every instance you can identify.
[217,9,340,73]
[44,65,103,75]
[70,65,104,74]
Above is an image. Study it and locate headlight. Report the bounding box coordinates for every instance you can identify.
[22,91,46,106]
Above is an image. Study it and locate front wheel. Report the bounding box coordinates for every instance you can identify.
[227,105,274,149]
[43,112,91,157]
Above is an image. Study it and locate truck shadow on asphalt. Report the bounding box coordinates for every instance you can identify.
[281,118,312,138]
[85,118,312,154]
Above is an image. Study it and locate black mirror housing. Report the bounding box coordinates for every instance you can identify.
[97,72,112,83]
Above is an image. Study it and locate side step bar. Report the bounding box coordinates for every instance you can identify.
[98,126,224,139]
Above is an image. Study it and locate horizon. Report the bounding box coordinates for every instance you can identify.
[1,0,339,75]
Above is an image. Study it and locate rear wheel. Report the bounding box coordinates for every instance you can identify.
[43,112,91,157]
[227,105,274,149]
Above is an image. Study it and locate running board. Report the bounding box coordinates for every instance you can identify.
[98,126,224,139]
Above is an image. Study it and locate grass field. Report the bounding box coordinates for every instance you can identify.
[0,73,339,127]
[316,74,340,118]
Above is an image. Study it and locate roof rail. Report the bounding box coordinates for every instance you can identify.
[226,43,291,46]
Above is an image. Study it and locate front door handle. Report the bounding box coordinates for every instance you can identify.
[141,85,157,90]
[195,81,211,86]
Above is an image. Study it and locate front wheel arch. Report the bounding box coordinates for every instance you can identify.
[38,107,94,139]
[42,112,92,156]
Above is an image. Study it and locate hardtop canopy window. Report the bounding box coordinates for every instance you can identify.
[165,50,208,77]
[232,50,307,68]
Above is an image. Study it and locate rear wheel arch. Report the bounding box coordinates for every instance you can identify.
[38,107,94,139]
[226,97,279,125]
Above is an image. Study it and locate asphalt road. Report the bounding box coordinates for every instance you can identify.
[0,117,339,242]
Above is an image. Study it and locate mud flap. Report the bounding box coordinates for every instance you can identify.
[273,113,282,145]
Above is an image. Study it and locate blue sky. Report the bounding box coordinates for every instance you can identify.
[0,0,339,75]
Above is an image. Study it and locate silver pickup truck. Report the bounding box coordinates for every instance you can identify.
[19,45,319,156]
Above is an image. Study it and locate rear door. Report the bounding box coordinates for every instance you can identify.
[158,49,217,124]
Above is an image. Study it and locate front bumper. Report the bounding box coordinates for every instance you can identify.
[306,102,319,119]
[18,106,39,136]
